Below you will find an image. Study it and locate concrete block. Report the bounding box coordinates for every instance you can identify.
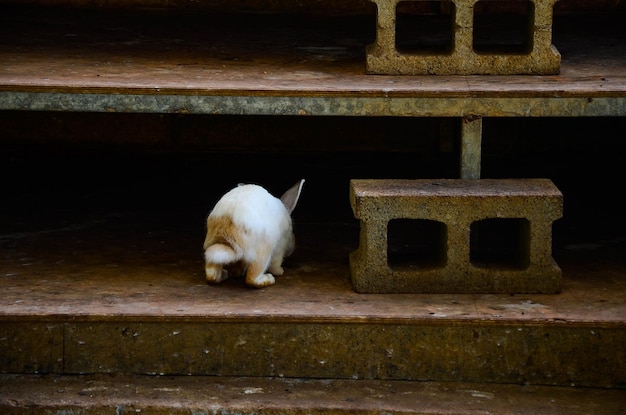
[366,0,561,75]
[349,179,563,293]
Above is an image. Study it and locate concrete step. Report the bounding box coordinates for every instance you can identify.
[1,216,625,388]
[1,150,624,391]
[1,374,624,415]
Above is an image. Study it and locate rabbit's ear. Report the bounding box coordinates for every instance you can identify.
[280,179,305,214]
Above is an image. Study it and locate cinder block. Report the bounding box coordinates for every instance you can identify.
[349,179,563,293]
[366,0,561,75]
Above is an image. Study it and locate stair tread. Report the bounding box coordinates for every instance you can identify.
[1,7,625,104]
[1,217,625,325]
[1,374,624,415]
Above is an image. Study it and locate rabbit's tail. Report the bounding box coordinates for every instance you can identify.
[204,243,239,264]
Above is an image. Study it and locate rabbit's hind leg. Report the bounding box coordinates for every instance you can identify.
[204,242,239,284]
[268,255,285,276]
[205,262,228,284]
[245,259,275,288]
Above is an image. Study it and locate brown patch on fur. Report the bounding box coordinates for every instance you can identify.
[204,215,239,251]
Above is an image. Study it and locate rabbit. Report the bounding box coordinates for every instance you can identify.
[203,179,304,288]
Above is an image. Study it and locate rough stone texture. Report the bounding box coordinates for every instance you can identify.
[2,374,625,415]
[366,0,561,75]
[56,322,623,386]
[0,323,64,374]
[350,179,563,293]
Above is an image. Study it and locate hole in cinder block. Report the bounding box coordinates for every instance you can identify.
[395,1,455,54]
[470,218,530,269]
[387,219,447,270]
[473,0,533,54]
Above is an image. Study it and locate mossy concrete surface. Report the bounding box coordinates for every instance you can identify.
[4,322,616,387]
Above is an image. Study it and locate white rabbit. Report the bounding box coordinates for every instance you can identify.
[203,179,304,288]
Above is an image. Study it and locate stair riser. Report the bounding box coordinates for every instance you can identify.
[2,321,624,388]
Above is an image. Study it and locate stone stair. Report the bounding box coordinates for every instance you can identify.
[1,198,625,412]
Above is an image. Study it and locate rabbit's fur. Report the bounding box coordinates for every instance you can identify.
[203,180,304,288]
